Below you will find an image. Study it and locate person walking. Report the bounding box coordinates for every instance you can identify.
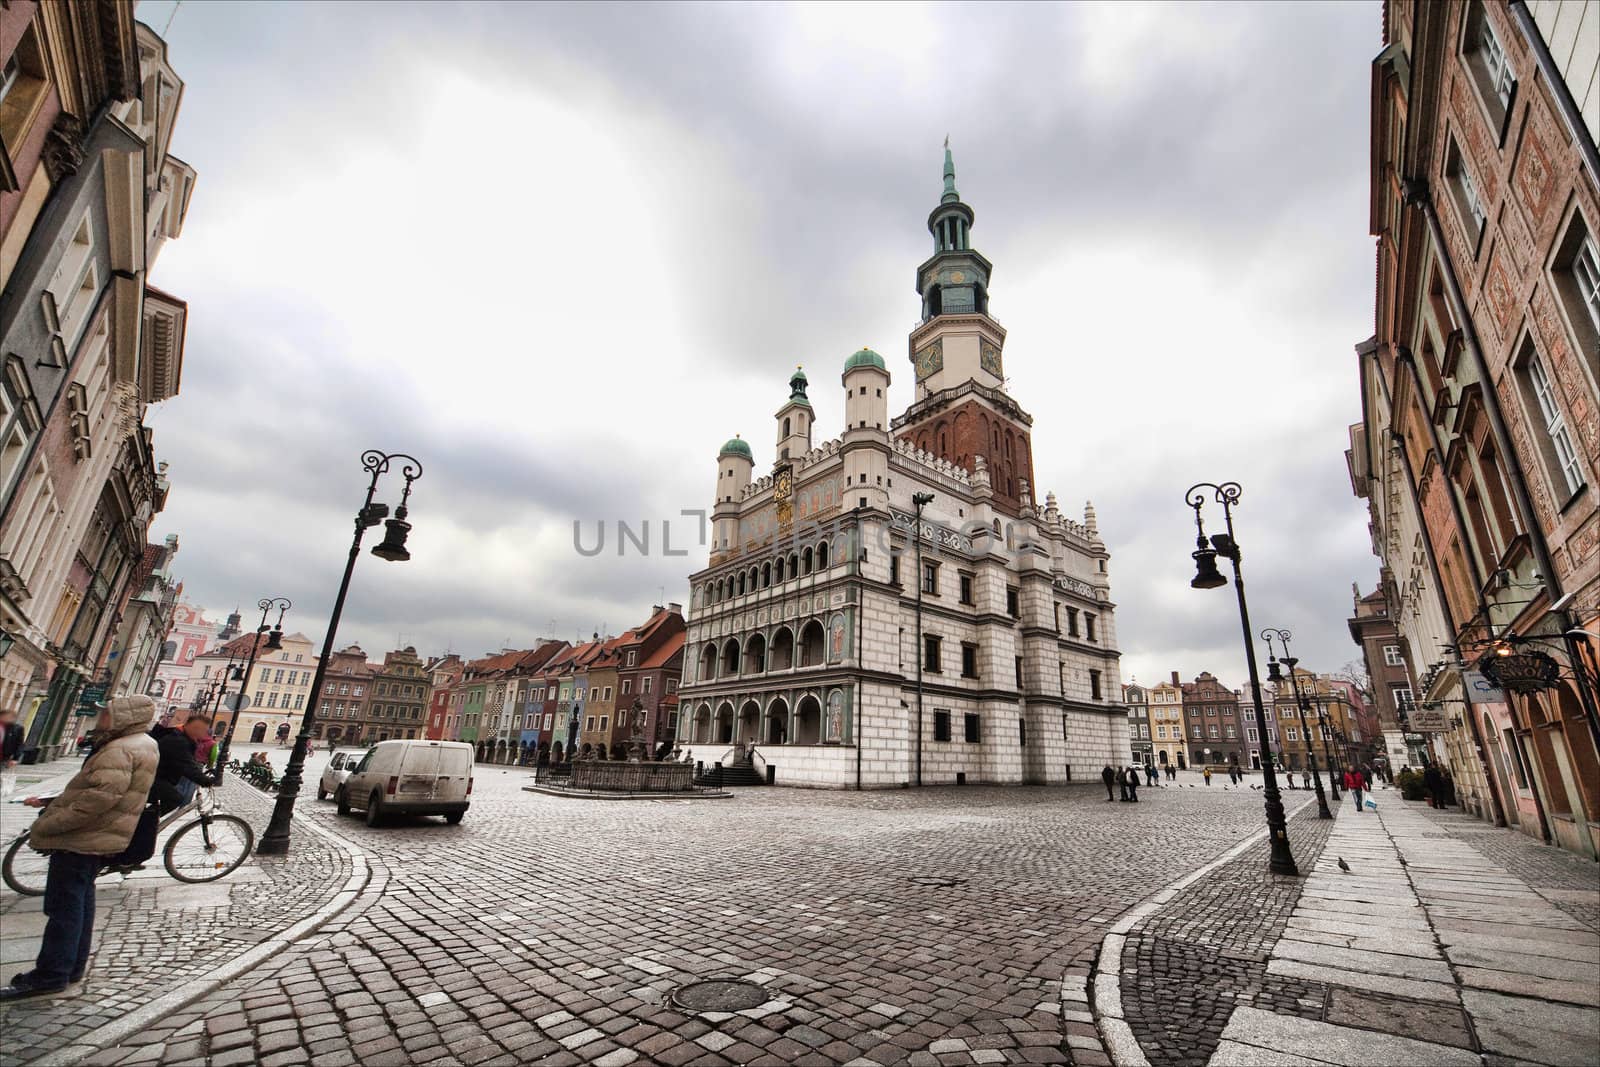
[1101,764,1116,802]
[1202,766,1212,786]
[1344,767,1365,813]
[149,713,221,811]
[3,696,158,1002]
[1126,767,1140,803]
[1423,763,1444,809]
[1145,763,1157,787]
[1118,767,1131,802]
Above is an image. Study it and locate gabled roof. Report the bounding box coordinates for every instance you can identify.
[639,629,685,670]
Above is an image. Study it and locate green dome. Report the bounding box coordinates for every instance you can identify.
[719,436,753,460]
[843,347,886,373]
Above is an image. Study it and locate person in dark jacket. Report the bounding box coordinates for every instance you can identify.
[1125,766,1139,803]
[1101,764,1116,802]
[149,714,220,814]
[1,707,24,766]
[1423,763,1444,809]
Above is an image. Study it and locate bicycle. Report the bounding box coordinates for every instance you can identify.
[2,785,255,896]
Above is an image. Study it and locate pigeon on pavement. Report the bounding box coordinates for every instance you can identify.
[1337,857,1351,873]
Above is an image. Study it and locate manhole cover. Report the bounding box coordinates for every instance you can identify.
[670,979,768,1012]
[909,875,965,888]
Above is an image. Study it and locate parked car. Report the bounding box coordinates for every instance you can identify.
[337,740,473,826]
[317,747,370,801]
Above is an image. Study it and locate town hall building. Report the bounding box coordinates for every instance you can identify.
[675,146,1125,787]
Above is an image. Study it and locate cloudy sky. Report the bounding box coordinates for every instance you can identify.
[139,0,1380,690]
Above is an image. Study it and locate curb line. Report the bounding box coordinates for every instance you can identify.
[1084,795,1317,1067]
[33,809,373,1067]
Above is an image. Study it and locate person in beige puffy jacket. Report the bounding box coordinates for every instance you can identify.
[2,696,158,1002]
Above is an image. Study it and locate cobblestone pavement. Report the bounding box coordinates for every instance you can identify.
[1114,789,1600,1067]
[1408,803,1600,933]
[10,770,1288,1067]
[1119,798,1337,1067]
[0,776,352,1061]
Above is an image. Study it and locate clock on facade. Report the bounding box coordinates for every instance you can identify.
[915,339,944,380]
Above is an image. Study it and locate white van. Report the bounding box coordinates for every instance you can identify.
[317,747,369,801]
[337,740,473,826]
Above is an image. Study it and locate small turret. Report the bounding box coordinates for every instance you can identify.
[1084,500,1098,537]
[713,435,754,552]
[842,347,889,433]
[775,367,812,461]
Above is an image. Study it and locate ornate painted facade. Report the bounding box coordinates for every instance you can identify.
[676,148,1125,787]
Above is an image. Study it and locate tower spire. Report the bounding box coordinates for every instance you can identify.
[941,136,959,204]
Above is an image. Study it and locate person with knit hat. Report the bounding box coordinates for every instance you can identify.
[2,696,158,1002]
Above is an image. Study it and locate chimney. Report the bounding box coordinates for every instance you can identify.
[1171,670,1180,686]
[667,602,683,614]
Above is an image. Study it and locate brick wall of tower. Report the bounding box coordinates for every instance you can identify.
[896,398,1037,515]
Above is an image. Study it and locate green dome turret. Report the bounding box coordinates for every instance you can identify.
[787,365,811,407]
[719,435,753,460]
[843,347,886,373]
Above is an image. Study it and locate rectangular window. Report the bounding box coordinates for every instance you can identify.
[1225,725,1236,739]
[1014,656,1023,688]
[1383,645,1404,667]
[1392,686,1414,711]
[933,710,951,742]
[1053,604,1061,633]
[1247,727,1258,743]
[1156,725,1166,739]
[1019,718,1027,747]
[922,561,940,595]
[1449,140,1487,237]
[1286,726,1298,741]
[1006,587,1019,618]
[1191,724,1202,739]
[643,677,653,694]
[1089,669,1102,700]
[890,554,900,586]
[959,573,974,605]
[1475,5,1515,108]
[963,712,980,743]
[599,716,608,732]
[1085,614,1097,642]
[1066,608,1080,637]
[1189,707,1200,718]
[924,635,942,672]
[960,643,978,679]
[1208,724,1218,739]
[1572,232,1600,334]
[622,679,631,695]
[1523,350,1584,497]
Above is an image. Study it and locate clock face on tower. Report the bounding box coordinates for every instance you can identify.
[915,339,944,381]
[980,339,1003,378]
[775,467,793,501]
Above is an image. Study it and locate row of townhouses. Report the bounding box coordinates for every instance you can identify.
[1351,0,1600,858]
[1124,669,1382,774]
[1,2,191,760]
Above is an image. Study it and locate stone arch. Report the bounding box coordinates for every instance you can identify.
[817,539,830,569]
[762,562,772,588]
[798,620,825,667]
[795,695,822,744]
[699,643,717,681]
[715,701,735,744]
[749,565,760,590]
[744,631,767,673]
[737,572,746,596]
[770,625,795,671]
[721,638,741,676]
[788,552,799,577]
[774,556,785,583]
[692,703,712,744]
[783,416,791,437]
[802,546,814,573]
[766,698,790,744]
[738,699,761,744]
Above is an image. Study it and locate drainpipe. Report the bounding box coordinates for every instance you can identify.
[1507,2,1600,189]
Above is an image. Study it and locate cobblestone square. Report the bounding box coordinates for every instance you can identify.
[3,761,1290,1066]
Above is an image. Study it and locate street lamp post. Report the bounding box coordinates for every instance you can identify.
[1262,629,1332,820]
[212,598,291,773]
[1311,694,1344,801]
[911,491,934,788]
[1186,482,1297,875]
[258,450,421,856]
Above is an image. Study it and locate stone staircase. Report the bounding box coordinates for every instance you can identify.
[694,753,766,788]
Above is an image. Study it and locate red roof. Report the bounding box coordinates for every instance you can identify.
[639,629,685,670]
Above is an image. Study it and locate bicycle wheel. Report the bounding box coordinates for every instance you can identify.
[2,831,48,896]
[162,814,255,883]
